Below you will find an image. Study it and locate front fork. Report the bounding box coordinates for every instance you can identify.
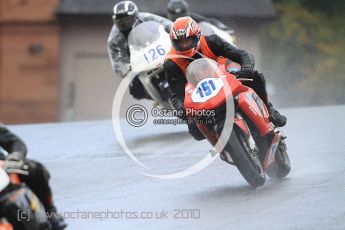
[263,128,287,171]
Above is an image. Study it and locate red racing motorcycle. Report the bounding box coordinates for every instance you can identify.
[184,58,291,188]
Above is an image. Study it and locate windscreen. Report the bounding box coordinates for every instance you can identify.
[186,58,220,85]
[128,21,165,50]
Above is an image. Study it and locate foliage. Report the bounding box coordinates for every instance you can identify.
[261,0,345,106]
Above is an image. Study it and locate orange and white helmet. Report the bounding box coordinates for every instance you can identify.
[170,16,201,58]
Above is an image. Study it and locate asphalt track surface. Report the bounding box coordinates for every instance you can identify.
[10,105,345,230]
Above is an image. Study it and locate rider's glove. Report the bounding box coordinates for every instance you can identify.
[235,68,255,79]
[5,152,27,173]
[6,151,25,162]
[123,63,132,75]
[116,63,131,78]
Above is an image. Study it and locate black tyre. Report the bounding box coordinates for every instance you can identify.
[274,144,291,178]
[226,127,266,188]
[265,141,291,178]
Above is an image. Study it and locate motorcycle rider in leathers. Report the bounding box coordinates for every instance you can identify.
[164,17,287,141]
[107,1,172,100]
[0,124,66,230]
[167,0,239,73]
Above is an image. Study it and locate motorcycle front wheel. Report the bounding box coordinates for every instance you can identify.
[266,141,291,178]
[225,126,266,188]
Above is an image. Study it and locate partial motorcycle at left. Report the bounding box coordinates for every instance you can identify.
[0,148,53,230]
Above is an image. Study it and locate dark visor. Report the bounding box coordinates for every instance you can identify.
[113,15,137,31]
[172,36,199,52]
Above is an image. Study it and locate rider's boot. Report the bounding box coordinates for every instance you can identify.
[267,102,287,127]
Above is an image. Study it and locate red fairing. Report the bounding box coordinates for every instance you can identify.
[264,133,281,170]
[234,117,250,136]
[184,66,273,137]
[237,89,273,136]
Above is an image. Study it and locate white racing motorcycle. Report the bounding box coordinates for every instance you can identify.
[199,21,236,46]
[128,21,173,109]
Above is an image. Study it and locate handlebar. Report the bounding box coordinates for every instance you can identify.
[237,78,254,82]
[0,146,9,157]
[0,147,29,175]
[0,147,8,164]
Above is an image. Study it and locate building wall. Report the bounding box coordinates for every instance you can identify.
[59,18,121,121]
[0,0,58,22]
[0,0,60,124]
